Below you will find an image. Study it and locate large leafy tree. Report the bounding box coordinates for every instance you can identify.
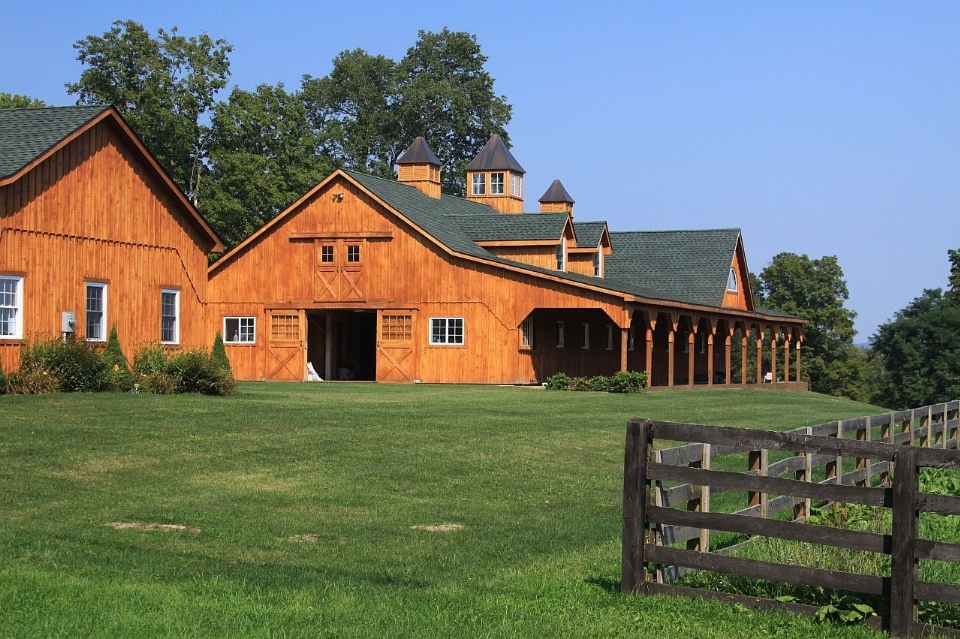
[199,83,333,251]
[755,253,859,396]
[871,250,960,409]
[301,28,512,196]
[66,20,232,202]
[0,93,46,109]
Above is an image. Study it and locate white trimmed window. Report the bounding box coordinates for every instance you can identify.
[728,268,738,292]
[85,282,107,341]
[582,323,590,349]
[430,317,464,345]
[224,317,256,344]
[472,173,486,195]
[490,172,505,194]
[556,321,565,348]
[510,173,523,197]
[160,289,180,344]
[0,276,23,339]
[520,318,534,350]
[594,251,603,277]
[606,324,614,350]
[556,238,567,271]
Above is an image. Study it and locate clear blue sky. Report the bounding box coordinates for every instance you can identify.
[3,0,959,341]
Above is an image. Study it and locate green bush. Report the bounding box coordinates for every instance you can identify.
[101,326,133,391]
[20,337,107,392]
[133,344,236,396]
[6,364,60,395]
[568,376,591,391]
[0,366,6,395]
[133,345,170,376]
[210,331,232,373]
[587,375,610,392]
[167,349,211,394]
[134,371,179,395]
[544,372,572,390]
[608,370,648,393]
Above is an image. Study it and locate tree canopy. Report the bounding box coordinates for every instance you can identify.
[66,20,232,202]
[0,93,47,109]
[871,250,960,409]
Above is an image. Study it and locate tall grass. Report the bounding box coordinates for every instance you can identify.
[0,385,889,638]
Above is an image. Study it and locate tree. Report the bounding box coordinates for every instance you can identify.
[66,20,232,202]
[301,28,512,196]
[871,250,960,409]
[199,83,333,250]
[0,93,46,109]
[756,253,859,395]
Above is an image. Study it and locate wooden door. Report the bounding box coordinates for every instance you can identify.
[315,240,365,302]
[266,310,305,381]
[376,310,418,382]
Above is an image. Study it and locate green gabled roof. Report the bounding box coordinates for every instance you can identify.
[0,105,109,179]
[604,229,742,307]
[450,212,569,242]
[573,221,607,247]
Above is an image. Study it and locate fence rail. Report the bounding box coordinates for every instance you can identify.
[622,401,960,638]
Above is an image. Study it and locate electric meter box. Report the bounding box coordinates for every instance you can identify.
[62,312,76,333]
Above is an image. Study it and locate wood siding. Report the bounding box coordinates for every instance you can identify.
[721,237,752,310]
[208,174,630,384]
[0,118,212,371]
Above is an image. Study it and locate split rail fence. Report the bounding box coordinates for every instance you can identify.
[621,401,960,638]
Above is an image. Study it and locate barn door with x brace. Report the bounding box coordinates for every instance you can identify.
[376,310,418,382]
[265,310,306,381]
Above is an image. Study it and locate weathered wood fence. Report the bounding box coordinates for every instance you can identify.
[622,401,960,638]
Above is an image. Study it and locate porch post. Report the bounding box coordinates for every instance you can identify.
[325,312,333,381]
[645,328,653,382]
[667,328,675,387]
[687,331,695,388]
[620,328,629,372]
[796,339,802,383]
[707,333,715,386]
[725,327,733,386]
[784,336,791,382]
[755,330,763,385]
[771,331,778,385]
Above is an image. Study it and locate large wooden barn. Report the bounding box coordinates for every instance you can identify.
[208,135,807,387]
[0,106,222,372]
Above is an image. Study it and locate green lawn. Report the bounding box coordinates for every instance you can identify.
[0,384,891,638]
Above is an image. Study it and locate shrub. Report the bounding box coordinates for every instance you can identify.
[0,367,5,395]
[210,331,232,374]
[20,336,107,392]
[568,376,591,391]
[544,372,572,390]
[135,371,179,395]
[167,349,212,394]
[608,370,648,393]
[6,364,60,395]
[101,326,133,391]
[134,345,169,376]
[587,375,610,392]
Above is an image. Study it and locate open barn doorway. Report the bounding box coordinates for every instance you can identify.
[306,310,377,381]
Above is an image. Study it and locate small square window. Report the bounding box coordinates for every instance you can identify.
[430,317,464,345]
[320,245,334,263]
[224,317,256,343]
[347,245,361,263]
[472,173,486,195]
[490,172,504,195]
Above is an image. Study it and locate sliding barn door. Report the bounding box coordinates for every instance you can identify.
[376,310,418,382]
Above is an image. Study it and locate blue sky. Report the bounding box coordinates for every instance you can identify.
[3,0,958,341]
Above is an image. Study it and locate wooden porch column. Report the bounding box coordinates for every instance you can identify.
[667,329,675,387]
[796,339,802,383]
[687,331,695,388]
[707,333,715,386]
[620,327,629,372]
[725,327,733,386]
[645,328,653,382]
[771,331,778,385]
[783,336,791,382]
[755,331,763,385]
[741,328,750,385]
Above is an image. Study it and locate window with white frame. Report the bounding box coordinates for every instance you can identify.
[430,317,464,345]
[490,172,505,194]
[594,251,603,277]
[471,173,486,195]
[556,321,565,348]
[582,323,590,349]
[160,289,180,344]
[224,317,256,344]
[556,238,566,271]
[728,268,738,292]
[510,173,523,197]
[520,318,534,350]
[85,282,106,341]
[0,276,23,339]
[606,324,614,350]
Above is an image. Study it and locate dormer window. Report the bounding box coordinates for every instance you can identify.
[593,251,603,277]
[490,172,504,194]
[556,238,566,271]
[472,173,486,195]
[727,268,738,292]
[510,174,523,197]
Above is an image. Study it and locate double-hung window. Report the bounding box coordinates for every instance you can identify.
[160,289,180,344]
[85,283,106,341]
[582,323,590,349]
[606,324,614,350]
[510,174,523,197]
[490,172,505,194]
[556,239,566,271]
[0,276,23,339]
[430,317,464,345]
[224,317,256,344]
[471,173,486,195]
[556,321,565,348]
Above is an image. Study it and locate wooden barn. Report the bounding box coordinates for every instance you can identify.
[208,135,806,387]
[0,106,223,371]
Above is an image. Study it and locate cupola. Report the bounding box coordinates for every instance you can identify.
[396,137,442,199]
[538,179,575,217]
[465,134,525,213]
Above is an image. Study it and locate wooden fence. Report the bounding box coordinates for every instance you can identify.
[622,401,960,638]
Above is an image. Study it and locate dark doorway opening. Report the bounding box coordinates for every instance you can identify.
[306,310,377,380]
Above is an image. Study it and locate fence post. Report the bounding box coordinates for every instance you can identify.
[699,444,711,552]
[622,419,648,594]
[652,450,665,584]
[748,448,769,518]
[881,414,895,485]
[793,427,813,521]
[826,421,843,490]
[856,416,871,487]
[890,446,919,638]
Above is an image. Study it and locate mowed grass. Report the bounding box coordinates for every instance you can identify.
[0,384,890,638]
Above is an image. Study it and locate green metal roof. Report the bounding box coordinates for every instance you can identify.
[0,105,109,179]
[604,229,742,307]
[450,212,569,242]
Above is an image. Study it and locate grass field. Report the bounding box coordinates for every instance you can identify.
[0,384,896,638]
